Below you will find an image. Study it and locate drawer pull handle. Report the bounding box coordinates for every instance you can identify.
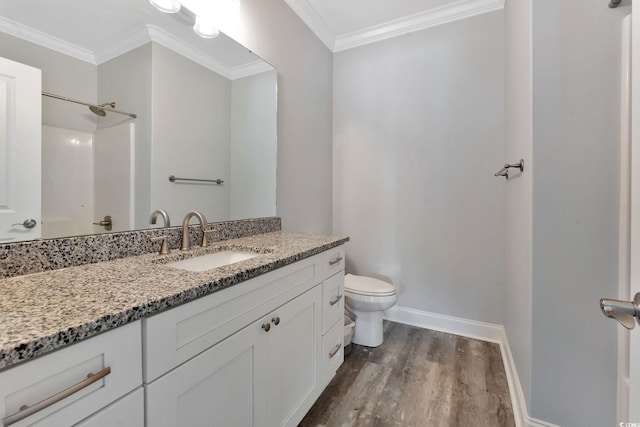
[272,317,280,326]
[329,294,343,306]
[329,344,341,359]
[262,323,271,332]
[3,367,112,427]
[328,256,343,266]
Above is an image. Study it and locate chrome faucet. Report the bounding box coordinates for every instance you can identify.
[180,211,208,251]
[150,209,170,227]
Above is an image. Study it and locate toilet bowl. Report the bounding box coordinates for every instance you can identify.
[344,273,397,347]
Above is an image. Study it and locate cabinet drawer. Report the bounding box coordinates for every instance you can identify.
[144,255,320,382]
[321,245,345,280]
[322,271,344,334]
[322,320,344,388]
[0,321,142,427]
[74,387,143,427]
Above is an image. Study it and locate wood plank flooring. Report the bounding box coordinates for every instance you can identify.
[299,321,515,427]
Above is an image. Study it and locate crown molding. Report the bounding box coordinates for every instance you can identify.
[335,0,505,52]
[0,19,265,79]
[92,26,152,65]
[230,59,274,79]
[285,0,505,53]
[282,0,336,51]
[0,16,96,64]
[144,25,233,79]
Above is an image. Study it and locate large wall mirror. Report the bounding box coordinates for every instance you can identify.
[0,0,277,243]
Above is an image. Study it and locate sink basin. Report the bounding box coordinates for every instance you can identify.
[165,250,259,272]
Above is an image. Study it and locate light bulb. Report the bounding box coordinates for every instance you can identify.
[149,0,180,13]
[193,14,219,38]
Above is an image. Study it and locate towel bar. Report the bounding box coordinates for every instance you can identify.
[168,175,224,185]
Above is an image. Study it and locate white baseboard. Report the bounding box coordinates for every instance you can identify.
[384,305,504,343]
[527,417,560,427]
[383,306,560,427]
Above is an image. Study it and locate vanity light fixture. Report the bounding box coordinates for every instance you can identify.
[149,0,240,39]
[149,0,180,14]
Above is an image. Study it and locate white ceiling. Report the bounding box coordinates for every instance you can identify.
[284,0,505,52]
[0,0,506,71]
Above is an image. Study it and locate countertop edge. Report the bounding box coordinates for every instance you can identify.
[0,234,349,371]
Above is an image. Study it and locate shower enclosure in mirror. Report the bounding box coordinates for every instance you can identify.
[0,0,277,243]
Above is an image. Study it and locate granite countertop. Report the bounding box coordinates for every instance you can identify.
[0,231,349,370]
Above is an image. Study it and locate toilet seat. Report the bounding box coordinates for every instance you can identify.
[345,273,396,297]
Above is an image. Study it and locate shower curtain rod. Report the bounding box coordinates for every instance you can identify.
[42,91,137,118]
[609,0,622,8]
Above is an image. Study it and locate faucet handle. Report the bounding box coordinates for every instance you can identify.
[150,235,171,255]
[201,229,215,247]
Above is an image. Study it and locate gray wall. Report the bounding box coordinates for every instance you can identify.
[98,44,152,230]
[504,0,533,409]
[230,69,278,219]
[150,43,231,223]
[217,0,334,234]
[0,33,97,132]
[531,0,629,424]
[332,11,506,324]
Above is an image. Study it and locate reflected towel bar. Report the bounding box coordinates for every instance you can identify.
[169,175,224,185]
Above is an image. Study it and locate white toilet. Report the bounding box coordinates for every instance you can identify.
[344,273,398,347]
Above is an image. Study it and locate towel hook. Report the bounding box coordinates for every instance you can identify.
[494,159,524,180]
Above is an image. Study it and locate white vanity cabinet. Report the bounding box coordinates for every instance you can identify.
[320,247,346,388]
[0,321,142,427]
[146,285,322,427]
[144,245,345,427]
[0,244,346,427]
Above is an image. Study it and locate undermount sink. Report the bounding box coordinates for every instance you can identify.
[165,250,260,272]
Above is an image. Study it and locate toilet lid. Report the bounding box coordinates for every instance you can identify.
[344,273,396,296]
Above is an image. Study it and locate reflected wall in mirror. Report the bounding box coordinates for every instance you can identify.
[0,0,277,243]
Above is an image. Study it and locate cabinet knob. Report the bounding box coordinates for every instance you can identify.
[262,323,271,332]
[272,316,280,326]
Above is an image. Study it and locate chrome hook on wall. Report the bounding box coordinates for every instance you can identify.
[494,159,525,180]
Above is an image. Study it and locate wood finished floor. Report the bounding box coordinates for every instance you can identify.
[300,321,515,427]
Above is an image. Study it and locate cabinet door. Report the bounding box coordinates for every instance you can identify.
[267,285,322,427]
[146,317,268,427]
[73,388,143,427]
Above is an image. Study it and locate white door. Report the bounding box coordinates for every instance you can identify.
[0,56,41,242]
[630,9,640,422]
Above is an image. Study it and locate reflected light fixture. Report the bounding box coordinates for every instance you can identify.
[193,15,220,38]
[149,0,241,39]
[148,0,180,14]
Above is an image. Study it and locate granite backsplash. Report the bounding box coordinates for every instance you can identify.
[0,217,281,279]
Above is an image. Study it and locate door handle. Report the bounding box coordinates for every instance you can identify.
[11,219,37,229]
[600,292,640,329]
